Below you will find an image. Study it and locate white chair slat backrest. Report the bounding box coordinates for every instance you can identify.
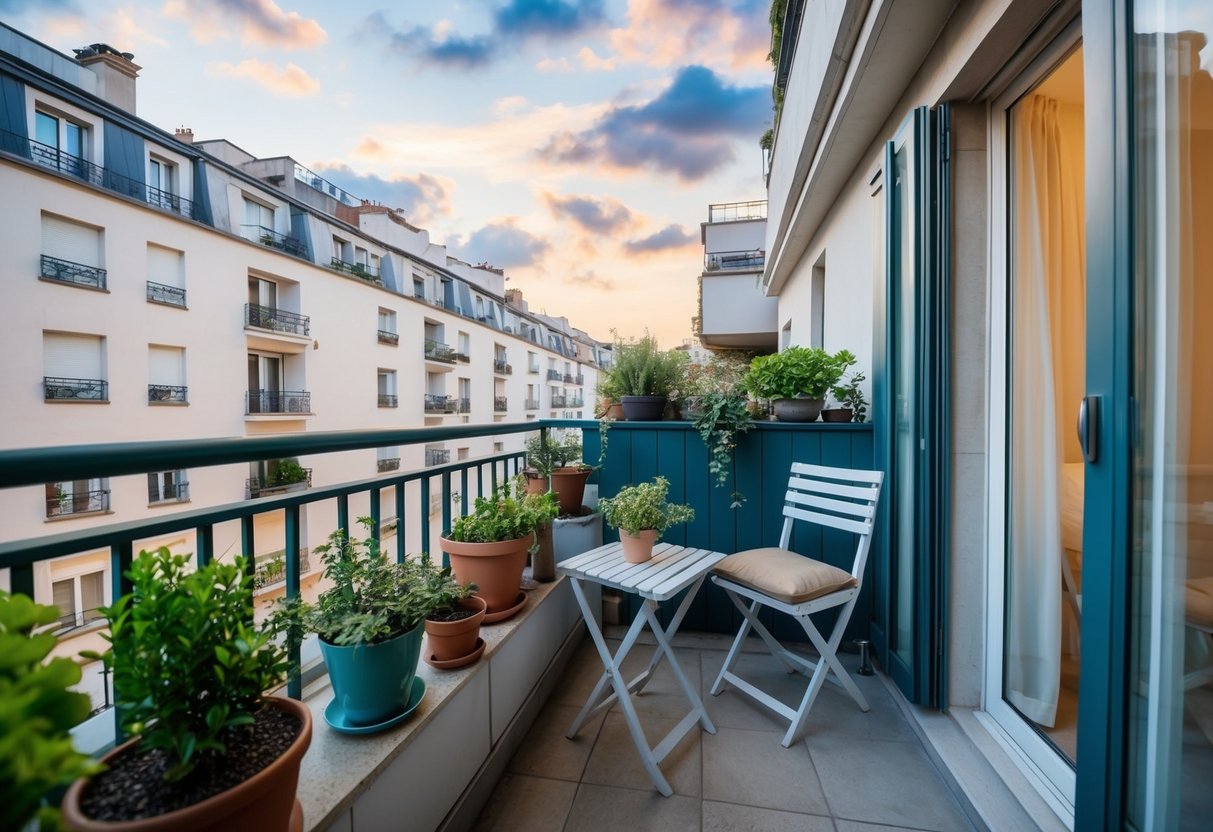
[776,463,883,581]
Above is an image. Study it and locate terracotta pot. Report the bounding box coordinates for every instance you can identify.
[605,403,625,420]
[550,467,592,515]
[619,529,658,563]
[532,522,556,582]
[820,407,854,423]
[441,533,534,613]
[772,397,824,422]
[523,471,550,495]
[62,697,312,832]
[620,395,667,421]
[425,595,487,662]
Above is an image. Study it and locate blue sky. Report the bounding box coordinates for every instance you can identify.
[2,0,775,344]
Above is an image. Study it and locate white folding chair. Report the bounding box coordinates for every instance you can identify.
[709,462,883,747]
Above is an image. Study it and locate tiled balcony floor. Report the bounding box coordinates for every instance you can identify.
[474,630,975,832]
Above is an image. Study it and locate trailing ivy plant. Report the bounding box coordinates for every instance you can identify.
[692,390,754,509]
[86,549,288,783]
[1,591,101,831]
[446,481,559,546]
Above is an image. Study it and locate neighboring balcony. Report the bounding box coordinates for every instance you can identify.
[563,373,575,384]
[245,304,311,352]
[494,359,512,375]
[46,489,110,518]
[44,376,108,402]
[246,389,312,415]
[494,396,508,413]
[708,199,767,223]
[574,374,585,386]
[551,395,568,408]
[425,449,451,466]
[246,469,312,498]
[458,397,471,414]
[40,254,106,291]
[148,384,188,404]
[378,329,399,346]
[698,269,779,351]
[424,394,457,414]
[455,350,470,363]
[424,339,457,367]
[525,398,540,410]
[378,394,398,408]
[570,395,585,408]
[377,457,400,473]
[705,249,766,271]
[329,258,382,285]
[147,281,186,308]
[242,225,307,258]
[149,481,190,503]
[547,369,562,381]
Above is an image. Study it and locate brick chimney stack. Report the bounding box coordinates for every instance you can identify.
[174,127,194,144]
[74,44,140,114]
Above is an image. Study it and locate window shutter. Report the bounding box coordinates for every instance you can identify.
[41,215,100,266]
[148,346,184,385]
[147,244,184,288]
[43,333,103,379]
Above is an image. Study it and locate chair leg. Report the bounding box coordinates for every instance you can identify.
[800,596,869,713]
[710,590,755,696]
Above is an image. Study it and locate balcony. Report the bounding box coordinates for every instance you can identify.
[455,351,470,363]
[378,329,399,345]
[705,249,766,271]
[40,254,106,290]
[708,199,767,223]
[378,394,398,408]
[494,359,512,375]
[424,339,457,364]
[7,131,196,219]
[574,374,585,385]
[551,395,568,408]
[246,469,312,498]
[699,267,779,351]
[424,394,457,414]
[147,384,188,404]
[457,397,471,413]
[43,376,108,402]
[246,389,311,415]
[148,481,189,503]
[547,369,562,381]
[377,457,400,473]
[425,448,451,466]
[494,396,508,413]
[570,395,585,408]
[329,258,382,284]
[563,373,575,384]
[45,488,110,518]
[147,281,186,308]
[241,225,307,259]
[245,303,310,337]
[525,398,540,410]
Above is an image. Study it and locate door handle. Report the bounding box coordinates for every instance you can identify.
[1077,396,1099,463]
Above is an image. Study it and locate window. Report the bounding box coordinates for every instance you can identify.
[43,332,106,401]
[457,447,470,461]
[378,369,397,407]
[811,255,826,350]
[45,478,109,518]
[243,197,275,241]
[248,276,278,309]
[529,351,539,373]
[458,332,470,357]
[476,297,485,319]
[354,246,368,266]
[370,253,381,275]
[148,470,188,503]
[148,345,187,403]
[493,442,503,453]
[332,235,350,263]
[147,156,177,206]
[147,243,185,307]
[378,308,398,344]
[51,570,104,629]
[413,278,425,300]
[40,213,104,290]
[34,109,87,176]
[377,446,400,472]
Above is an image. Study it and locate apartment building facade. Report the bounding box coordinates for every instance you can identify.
[695,198,778,352]
[0,27,609,635]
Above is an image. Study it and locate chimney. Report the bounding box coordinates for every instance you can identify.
[74,44,140,113]
[174,126,194,144]
[505,288,526,311]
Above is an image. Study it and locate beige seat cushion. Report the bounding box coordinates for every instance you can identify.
[1188,576,1213,630]
[713,547,857,605]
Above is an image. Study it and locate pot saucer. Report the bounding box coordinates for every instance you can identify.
[482,591,527,624]
[424,636,486,670]
[324,677,426,735]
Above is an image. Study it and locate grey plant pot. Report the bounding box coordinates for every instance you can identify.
[619,395,667,421]
[773,397,825,422]
[553,510,603,563]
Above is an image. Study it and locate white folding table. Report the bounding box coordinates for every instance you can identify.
[559,541,727,796]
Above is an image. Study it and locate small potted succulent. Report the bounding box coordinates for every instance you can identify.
[2,591,100,832]
[822,370,868,423]
[599,476,696,563]
[271,519,439,733]
[419,552,485,669]
[745,347,856,422]
[606,333,686,421]
[63,549,311,831]
[441,483,559,622]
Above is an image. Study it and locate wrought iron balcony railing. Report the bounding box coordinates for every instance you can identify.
[246,389,311,414]
[242,225,307,258]
[424,393,455,413]
[147,281,186,307]
[148,481,190,503]
[377,457,401,473]
[246,469,312,498]
[704,249,766,271]
[569,396,585,408]
[551,395,568,408]
[494,359,512,375]
[148,384,188,404]
[44,376,108,402]
[46,489,110,518]
[457,397,471,413]
[253,550,313,590]
[455,351,471,363]
[563,373,575,384]
[378,329,399,345]
[245,303,310,337]
[424,339,456,363]
[494,396,508,412]
[547,369,562,381]
[425,449,451,466]
[6,131,197,219]
[329,258,382,282]
[525,398,540,410]
[378,394,398,408]
[40,254,106,290]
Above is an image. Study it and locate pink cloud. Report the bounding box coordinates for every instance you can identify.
[164,0,326,49]
[209,59,319,96]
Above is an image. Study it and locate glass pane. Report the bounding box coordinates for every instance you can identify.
[51,579,75,627]
[80,571,104,623]
[892,141,916,666]
[1128,5,1213,827]
[64,122,82,158]
[35,111,58,147]
[1004,47,1086,764]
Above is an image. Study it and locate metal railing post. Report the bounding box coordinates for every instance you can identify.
[285,504,302,699]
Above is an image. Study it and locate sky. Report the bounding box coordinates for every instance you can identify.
[0,0,775,346]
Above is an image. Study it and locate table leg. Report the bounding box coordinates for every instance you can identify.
[632,574,707,695]
[641,596,716,734]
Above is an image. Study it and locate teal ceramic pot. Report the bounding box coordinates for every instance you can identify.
[320,620,424,726]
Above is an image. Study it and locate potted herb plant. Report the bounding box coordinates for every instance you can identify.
[441,483,559,622]
[271,519,437,733]
[607,333,686,421]
[547,433,593,516]
[599,476,696,563]
[419,552,486,670]
[822,370,868,423]
[63,549,311,832]
[745,347,856,422]
[2,591,99,832]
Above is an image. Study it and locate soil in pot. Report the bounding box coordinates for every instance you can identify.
[619,395,667,421]
[550,466,592,515]
[426,595,486,662]
[820,408,854,423]
[68,698,309,830]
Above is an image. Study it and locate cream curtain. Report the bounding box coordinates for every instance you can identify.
[1007,94,1085,728]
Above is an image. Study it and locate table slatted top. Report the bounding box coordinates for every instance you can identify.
[559,542,728,601]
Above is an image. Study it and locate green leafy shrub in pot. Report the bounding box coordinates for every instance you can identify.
[600,477,696,562]
[745,347,856,401]
[446,483,559,545]
[269,459,307,487]
[830,370,869,423]
[0,591,100,831]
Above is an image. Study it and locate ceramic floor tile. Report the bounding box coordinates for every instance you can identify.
[471,774,577,832]
[563,783,701,832]
[702,726,830,815]
[609,645,705,720]
[550,638,622,708]
[808,734,973,831]
[834,821,936,832]
[507,701,605,781]
[702,800,836,832]
[581,711,702,797]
